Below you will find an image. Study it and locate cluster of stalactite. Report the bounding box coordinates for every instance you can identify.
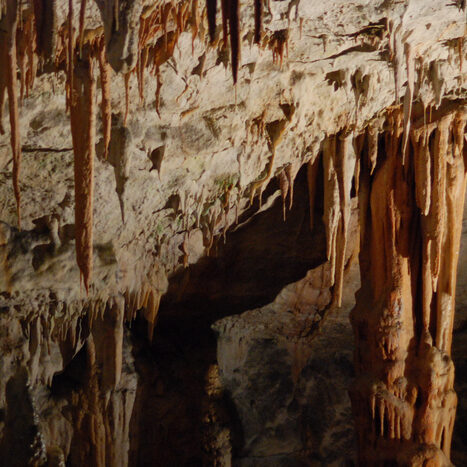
[0,0,273,293]
[345,103,466,465]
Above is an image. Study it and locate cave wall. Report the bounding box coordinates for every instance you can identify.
[0,0,466,465]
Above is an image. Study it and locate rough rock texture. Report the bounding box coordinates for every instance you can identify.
[0,0,466,465]
[213,261,359,466]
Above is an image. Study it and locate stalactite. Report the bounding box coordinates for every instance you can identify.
[334,131,355,306]
[66,0,74,111]
[207,0,217,43]
[123,71,130,126]
[0,28,6,136]
[114,0,119,32]
[278,169,289,221]
[285,163,294,211]
[402,42,414,163]
[70,55,96,293]
[78,0,87,56]
[270,30,288,67]
[306,154,320,231]
[322,136,339,285]
[229,0,240,84]
[254,0,262,44]
[430,114,452,291]
[250,119,287,205]
[97,38,111,159]
[459,36,463,83]
[2,0,21,228]
[392,22,402,104]
[411,121,434,216]
[17,11,37,100]
[367,123,378,175]
[220,0,228,47]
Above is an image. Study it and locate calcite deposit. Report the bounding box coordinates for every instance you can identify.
[0,0,466,465]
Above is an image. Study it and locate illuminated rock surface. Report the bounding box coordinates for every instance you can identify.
[0,0,466,465]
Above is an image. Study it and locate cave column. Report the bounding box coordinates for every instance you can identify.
[350,106,466,466]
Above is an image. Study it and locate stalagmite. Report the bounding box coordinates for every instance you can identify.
[70,54,96,293]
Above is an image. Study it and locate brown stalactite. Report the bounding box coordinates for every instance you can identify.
[221,0,229,47]
[114,0,119,32]
[254,0,262,44]
[78,0,87,55]
[207,0,217,43]
[270,30,288,68]
[16,10,37,100]
[350,104,466,465]
[67,0,74,111]
[229,0,239,84]
[70,55,96,294]
[2,0,21,228]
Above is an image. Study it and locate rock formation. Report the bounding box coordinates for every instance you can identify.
[0,0,466,465]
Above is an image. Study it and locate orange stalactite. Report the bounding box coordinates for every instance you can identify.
[98,38,111,159]
[17,10,37,100]
[70,54,96,294]
[350,104,466,465]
